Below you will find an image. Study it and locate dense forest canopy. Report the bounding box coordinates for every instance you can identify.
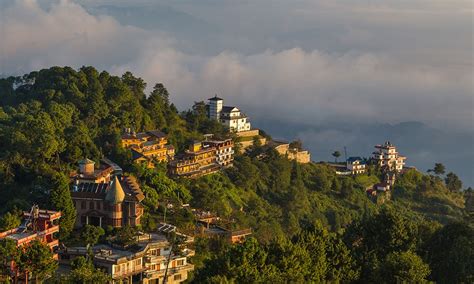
[0,66,472,283]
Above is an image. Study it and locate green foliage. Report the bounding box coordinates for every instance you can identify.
[0,239,20,281]
[425,222,474,283]
[81,225,105,247]
[381,251,430,283]
[194,226,357,283]
[63,256,111,283]
[0,212,21,231]
[18,240,57,282]
[445,172,462,192]
[50,173,76,239]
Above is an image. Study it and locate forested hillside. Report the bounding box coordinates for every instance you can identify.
[0,67,472,283]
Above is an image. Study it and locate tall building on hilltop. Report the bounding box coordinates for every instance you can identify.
[372,141,406,172]
[208,96,251,132]
[71,159,144,228]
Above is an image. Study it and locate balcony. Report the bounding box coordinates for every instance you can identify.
[144,255,166,264]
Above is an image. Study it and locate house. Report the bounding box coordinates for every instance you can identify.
[202,138,234,167]
[0,206,61,283]
[373,141,406,172]
[121,129,175,167]
[71,159,144,228]
[168,140,233,178]
[71,158,123,184]
[366,172,396,203]
[61,233,194,284]
[271,141,311,164]
[208,96,251,133]
[346,157,366,174]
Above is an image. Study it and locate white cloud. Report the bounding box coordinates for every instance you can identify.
[0,0,472,131]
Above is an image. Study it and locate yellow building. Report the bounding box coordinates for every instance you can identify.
[168,141,221,178]
[271,141,311,164]
[122,129,175,166]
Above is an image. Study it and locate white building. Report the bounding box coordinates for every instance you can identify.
[372,141,406,172]
[346,157,366,174]
[208,96,251,132]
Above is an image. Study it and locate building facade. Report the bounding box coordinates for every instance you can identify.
[71,160,144,228]
[202,139,234,167]
[61,233,194,284]
[168,141,221,178]
[346,157,367,174]
[272,141,311,164]
[372,141,406,172]
[208,96,251,132]
[0,206,61,282]
[122,129,175,166]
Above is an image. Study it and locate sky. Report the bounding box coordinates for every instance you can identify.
[0,0,473,185]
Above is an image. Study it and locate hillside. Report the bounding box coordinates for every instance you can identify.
[0,67,472,283]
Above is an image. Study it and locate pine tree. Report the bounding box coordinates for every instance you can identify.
[50,173,76,240]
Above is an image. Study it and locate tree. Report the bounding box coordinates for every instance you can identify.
[289,140,303,150]
[50,173,76,240]
[81,225,105,247]
[380,251,430,282]
[64,256,111,283]
[444,172,462,192]
[0,212,21,231]
[332,151,341,163]
[18,240,57,283]
[426,222,473,283]
[428,163,445,176]
[0,239,19,282]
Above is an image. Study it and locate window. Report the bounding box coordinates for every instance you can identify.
[177,259,184,266]
[174,274,182,281]
[90,202,94,210]
[97,201,101,210]
[81,201,86,209]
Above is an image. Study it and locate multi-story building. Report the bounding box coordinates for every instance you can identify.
[203,139,234,167]
[61,233,194,284]
[168,141,221,178]
[372,141,406,172]
[71,159,144,228]
[0,206,61,282]
[121,129,175,167]
[346,157,366,174]
[208,96,251,133]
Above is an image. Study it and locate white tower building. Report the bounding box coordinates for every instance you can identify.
[208,95,223,120]
[207,95,251,132]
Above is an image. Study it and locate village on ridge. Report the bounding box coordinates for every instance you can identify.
[0,95,410,284]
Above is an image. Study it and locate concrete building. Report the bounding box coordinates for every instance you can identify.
[61,233,194,284]
[122,129,175,167]
[271,141,311,164]
[346,157,367,174]
[168,141,220,178]
[373,141,406,172]
[0,206,61,283]
[207,96,251,133]
[203,139,234,167]
[71,160,144,228]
